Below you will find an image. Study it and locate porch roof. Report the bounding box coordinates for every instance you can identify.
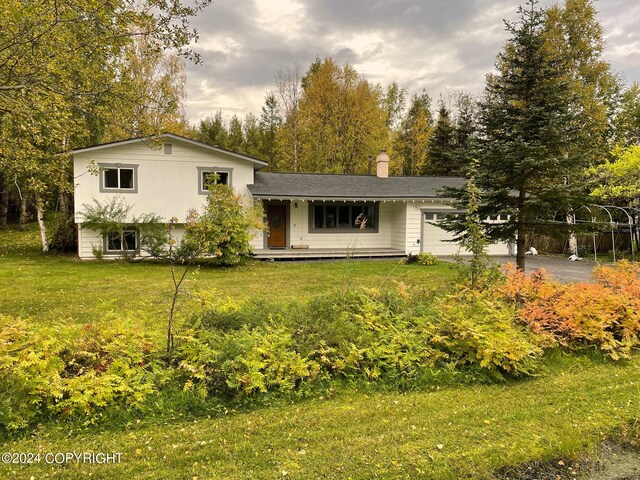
[248,172,465,201]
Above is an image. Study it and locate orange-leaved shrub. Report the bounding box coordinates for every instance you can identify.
[496,261,640,359]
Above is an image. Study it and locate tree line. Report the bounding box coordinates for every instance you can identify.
[1,0,639,260]
[0,0,207,245]
[193,60,481,177]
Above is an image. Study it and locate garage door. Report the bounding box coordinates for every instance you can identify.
[421,211,512,256]
[421,211,464,255]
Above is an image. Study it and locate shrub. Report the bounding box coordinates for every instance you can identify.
[174,323,317,397]
[178,284,544,398]
[416,252,438,266]
[498,261,640,359]
[301,288,445,382]
[434,292,544,376]
[0,316,159,432]
[47,213,78,253]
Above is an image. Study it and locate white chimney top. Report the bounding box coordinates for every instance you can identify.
[376,151,389,179]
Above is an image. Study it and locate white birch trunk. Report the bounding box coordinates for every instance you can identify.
[35,193,49,252]
[567,213,577,255]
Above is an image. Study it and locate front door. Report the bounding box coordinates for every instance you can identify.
[267,205,287,248]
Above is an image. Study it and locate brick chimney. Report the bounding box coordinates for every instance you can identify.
[376,151,389,179]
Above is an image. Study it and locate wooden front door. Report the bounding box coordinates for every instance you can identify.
[267,205,287,248]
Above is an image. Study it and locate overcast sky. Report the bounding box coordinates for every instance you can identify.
[183,0,640,124]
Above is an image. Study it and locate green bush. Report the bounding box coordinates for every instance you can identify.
[176,285,544,399]
[0,316,159,432]
[174,323,317,397]
[47,213,77,253]
[434,293,543,376]
[417,252,438,265]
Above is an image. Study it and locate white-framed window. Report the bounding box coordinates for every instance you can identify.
[197,167,233,194]
[99,163,138,193]
[104,230,138,253]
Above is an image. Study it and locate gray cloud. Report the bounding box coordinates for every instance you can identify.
[183,0,640,123]
[297,0,484,36]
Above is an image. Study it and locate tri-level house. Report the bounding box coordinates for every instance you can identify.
[72,133,511,259]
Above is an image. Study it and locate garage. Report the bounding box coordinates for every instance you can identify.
[420,210,512,256]
[420,211,465,255]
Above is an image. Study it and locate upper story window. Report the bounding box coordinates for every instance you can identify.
[197,167,233,195]
[99,163,138,193]
[310,202,378,232]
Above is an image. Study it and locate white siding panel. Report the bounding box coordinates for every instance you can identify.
[389,203,407,252]
[73,139,256,224]
[294,200,396,249]
[407,202,512,256]
[78,225,191,259]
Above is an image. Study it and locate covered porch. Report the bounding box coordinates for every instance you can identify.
[252,247,406,260]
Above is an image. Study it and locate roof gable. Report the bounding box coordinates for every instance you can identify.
[71,133,268,169]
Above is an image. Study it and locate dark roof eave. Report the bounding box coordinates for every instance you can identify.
[249,194,455,201]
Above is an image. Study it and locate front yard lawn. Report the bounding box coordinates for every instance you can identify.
[0,225,454,324]
[1,225,639,479]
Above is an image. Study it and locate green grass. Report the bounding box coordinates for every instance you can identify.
[0,225,454,324]
[1,225,640,479]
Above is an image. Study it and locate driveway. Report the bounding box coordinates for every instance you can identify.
[440,255,609,283]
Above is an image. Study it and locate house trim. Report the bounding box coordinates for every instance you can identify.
[98,163,139,193]
[197,166,234,194]
[251,195,457,202]
[262,200,291,249]
[72,133,268,168]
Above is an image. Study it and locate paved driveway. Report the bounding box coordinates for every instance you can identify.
[441,255,610,283]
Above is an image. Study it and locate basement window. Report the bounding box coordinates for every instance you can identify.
[105,230,138,253]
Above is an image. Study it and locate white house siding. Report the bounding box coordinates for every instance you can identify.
[406,201,511,256]
[390,203,407,251]
[255,200,406,250]
[78,224,190,259]
[73,139,256,224]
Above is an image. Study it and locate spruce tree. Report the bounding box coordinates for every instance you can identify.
[423,104,457,175]
[442,0,589,270]
[259,92,282,168]
[227,115,245,153]
[197,111,229,149]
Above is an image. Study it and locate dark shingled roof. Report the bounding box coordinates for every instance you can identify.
[248,172,465,200]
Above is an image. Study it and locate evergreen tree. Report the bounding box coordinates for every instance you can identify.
[423,104,457,175]
[452,92,477,170]
[442,0,588,270]
[227,115,244,153]
[197,111,229,149]
[259,92,282,168]
[243,113,262,159]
